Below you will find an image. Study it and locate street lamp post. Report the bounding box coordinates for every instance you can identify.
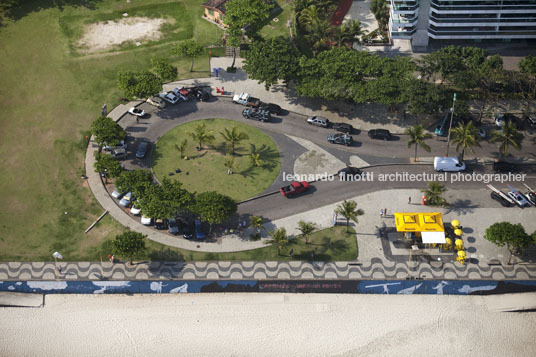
[445,93,456,157]
[52,251,63,278]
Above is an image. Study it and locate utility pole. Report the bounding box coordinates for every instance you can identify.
[445,93,456,156]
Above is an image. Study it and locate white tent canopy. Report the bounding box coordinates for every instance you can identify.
[421,231,446,244]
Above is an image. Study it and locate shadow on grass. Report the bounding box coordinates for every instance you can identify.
[148,248,185,262]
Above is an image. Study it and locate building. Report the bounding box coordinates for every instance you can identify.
[202,0,229,27]
[389,0,536,47]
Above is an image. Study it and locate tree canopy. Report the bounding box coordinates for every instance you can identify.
[224,0,274,35]
[150,57,178,81]
[243,36,301,90]
[193,191,237,230]
[484,222,531,253]
[174,40,204,72]
[91,116,126,148]
[117,70,162,98]
[112,231,147,264]
[115,169,153,197]
[137,178,193,219]
[93,152,123,179]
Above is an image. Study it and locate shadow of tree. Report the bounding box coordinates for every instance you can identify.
[249,143,279,170]
[148,248,185,262]
[444,199,477,215]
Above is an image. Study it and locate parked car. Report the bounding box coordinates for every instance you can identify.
[172,86,193,101]
[242,108,271,122]
[328,133,353,146]
[141,215,152,225]
[111,188,125,199]
[119,192,134,207]
[490,191,515,207]
[130,203,141,215]
[168,218,179,235]
[495,113,519,129]
[523,113,536,127]
[493,161,518,173]
[147,96,166,109]
[332,123,353,133]
[155,218,168,230]
[192,87,210,101]
[368,129,392,141]
[435,110,450,137]
[525,190,536,206]
[159,92,180,104]
[337,167,362,181]
[507,190,532,208]
[307,116,329,128]
[280,181,310,197]
[111,147,127,160]
[259,102,282,115]
[232,92,260,107]
[194,219,206,239]
[434,157,466,172]
[136,141,150,159]
[128,107,145,117]
[104,140,126,152]
[181,218,193,239]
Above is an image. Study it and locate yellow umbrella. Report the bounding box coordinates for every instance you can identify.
[457,250,466,259]
[454,228,463,236]
[451,220,460,227]
[455,238,464,251]
[445,237,452,246]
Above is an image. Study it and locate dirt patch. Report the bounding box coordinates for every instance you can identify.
[77,17,167,53]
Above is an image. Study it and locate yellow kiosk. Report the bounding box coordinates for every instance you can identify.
[394,212,447,245]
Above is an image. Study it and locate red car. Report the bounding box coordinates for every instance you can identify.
[280,181,310,197]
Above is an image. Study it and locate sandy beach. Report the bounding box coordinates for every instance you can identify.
[1,293,536,356]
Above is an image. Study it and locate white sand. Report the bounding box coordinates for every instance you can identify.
[77,17,166,53]
[1,293,535,356]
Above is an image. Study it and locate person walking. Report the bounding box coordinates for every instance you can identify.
[384,208,387,217]
[380,209,384,218]
[408,196,411,204]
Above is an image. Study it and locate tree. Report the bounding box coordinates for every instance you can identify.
[346,20,365,43]
[94,153,123,183]
[332,25,352,48]
[193,191,237,233]
[335,200,364,233]
[404,79,449,115]
[137,178,193,219]
[224,155,236,174]
[484,222,531,264]
[175,139,188,159]
[249,215,264,239]
[150,57,178,81]
[405,124,432,162]
[265,228,289,255]
[490,122,524,157]
[297,220,316,244]
[173,40,204,72]
[190,123,215,149]
[299,5,322,30]
[220,126,249,155]
[243,37,300,90]
[91,116,126,150]
[224,0,274,69]
[450,121,481,161]
[117,71,162,99]
[421,181,447,206]
[518,56,536,115]
[115,169,153,197]
[249,153,264,167]
[112,231,147,265]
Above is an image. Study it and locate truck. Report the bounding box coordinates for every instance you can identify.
[280,181,310,197]
[232,92,260,107]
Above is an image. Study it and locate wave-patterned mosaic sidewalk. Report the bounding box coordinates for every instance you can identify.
[1,259,535,281]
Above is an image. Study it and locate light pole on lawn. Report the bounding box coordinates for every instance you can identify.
[52,251,63,278]
[445,93,456,157]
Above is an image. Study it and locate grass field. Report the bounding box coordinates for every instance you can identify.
[0,0,223,261]
[259,0,293,39]
[151,119,281,202]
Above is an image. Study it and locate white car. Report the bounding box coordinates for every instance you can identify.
[130,204,141,215]
[141,215,152,225]
[111,188,124,199]
[119,192,134,207]
[507,191,532,208]
[103,140,126,152]
[159,92,180,104]
[128,107,145,117]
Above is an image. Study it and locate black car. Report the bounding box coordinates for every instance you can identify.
[180,218,193,239]
[368,129,392,141]
[242,108,271,122]
[259,102,282,115]
[337,166,362,181]
[490,191,515,207]
[328,133,353,146]
[192,87,210,101]
[155,218,168,230]
[493,161,518,173]
[136,141,149,159]
[332,123,353,133]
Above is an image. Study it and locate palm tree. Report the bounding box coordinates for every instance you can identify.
[190,123,215,150]
[249,216,264,235]
[265,228,289,255]
[346,20,365,43]
[305,19,331,51]
[421,181,447,206]
[220,126,249,155]
[490,122,524,157]
[450,121,481,161]
[298,220,316,244]
[224,155,236,175]
[332,25,352,48]
[335,200,364,233]
[405,124,433,162]
[299,5,322,30]
[174,139,188,158]
[249,153,264,167]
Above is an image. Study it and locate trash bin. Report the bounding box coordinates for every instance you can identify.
[422,195,427,205]
[213,68,219,77]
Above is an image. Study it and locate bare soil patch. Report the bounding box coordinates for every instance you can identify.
[77,17,167,53]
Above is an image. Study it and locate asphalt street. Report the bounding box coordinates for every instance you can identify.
[117,97,536,220]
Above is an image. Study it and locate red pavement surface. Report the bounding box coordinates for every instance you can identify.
[330,0,354,26]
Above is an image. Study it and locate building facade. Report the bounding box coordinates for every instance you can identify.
[202,0,228,27]
[389,0,536,47]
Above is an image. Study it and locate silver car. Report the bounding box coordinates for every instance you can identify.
[119,192,134,207]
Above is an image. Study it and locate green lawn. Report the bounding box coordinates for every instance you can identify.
[116,225,357,262]
[259,0,294,39]
[0,0,223,261]
[151,119,281,202]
